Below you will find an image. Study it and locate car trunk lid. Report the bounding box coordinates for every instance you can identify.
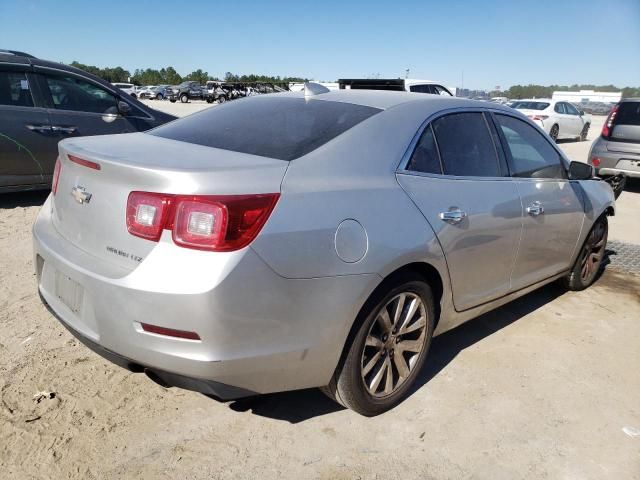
[52,133,288,270]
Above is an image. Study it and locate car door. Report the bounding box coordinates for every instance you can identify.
[563,102,583,136]
[553,102,570,138]
[397,111,523,311]
[34,68,139,144]
[0,65,57,188]
[491,113,584,289]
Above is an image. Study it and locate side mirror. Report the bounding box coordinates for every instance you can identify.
[117,100,131,116]
[579,110,585,116]
[568,161,594,180]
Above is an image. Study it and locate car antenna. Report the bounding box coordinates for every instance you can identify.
[304,82,330,98]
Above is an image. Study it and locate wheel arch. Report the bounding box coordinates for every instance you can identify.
[332,261,445,380]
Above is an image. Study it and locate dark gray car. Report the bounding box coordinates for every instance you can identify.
[0,50,176,193]
[589,98,640,180]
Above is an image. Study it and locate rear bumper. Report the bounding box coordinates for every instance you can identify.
[39,291,255,400]
[589,140,640,178]
[33,196,378,395]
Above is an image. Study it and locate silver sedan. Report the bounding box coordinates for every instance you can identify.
[33,86,615,415]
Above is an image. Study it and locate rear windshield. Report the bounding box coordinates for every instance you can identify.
[511,101,550,110]
[616,102,640,126]
[149,96,381,160]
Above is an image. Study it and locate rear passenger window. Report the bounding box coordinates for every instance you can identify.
[0,71,34,107]
[407,125,442,174]
[494,114,566,179]
[431,112,501,177]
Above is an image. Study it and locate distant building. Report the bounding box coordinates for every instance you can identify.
[552,90,621,103]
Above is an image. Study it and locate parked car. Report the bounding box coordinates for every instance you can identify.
[168,81,207,103]
[0,49,176,193]
[139,86,169,100]
[589,98,640,180]
[204,81,228,104]
[338,78,453,96]
[34,87,615,415]
[135,85,155,99]
[112,82,136,97]
[511,99,591,142]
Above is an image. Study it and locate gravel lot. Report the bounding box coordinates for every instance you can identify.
[1,101,639,479]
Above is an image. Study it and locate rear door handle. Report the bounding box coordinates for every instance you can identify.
[526,201,544,216]
[51,125,77,135]
[26,124,52,133]
[439,209,467,224]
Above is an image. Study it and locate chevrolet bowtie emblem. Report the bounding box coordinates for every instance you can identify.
[71,185,92,204]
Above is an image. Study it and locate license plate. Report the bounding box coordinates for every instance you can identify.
[54,271,84,314]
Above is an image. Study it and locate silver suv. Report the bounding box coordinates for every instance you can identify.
[589,99,640,179]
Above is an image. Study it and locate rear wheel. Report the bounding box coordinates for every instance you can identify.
[156,93,164,100]
[218,95,226,104]
[550,124,559,142]
[322,274,435,416]
[561,215,608,291]
[580,123,590,141]
[180,93,188,103]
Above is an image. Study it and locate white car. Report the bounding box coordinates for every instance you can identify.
[511,99,591,142]
[111,82,136,97]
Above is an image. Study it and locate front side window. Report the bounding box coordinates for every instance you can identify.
[565,103,579,115]
[434,85,452,96]
[44,74,118,114]
[0,71,34,107]
[494,114,565,179]
[406,125,442,174]
[431,112,501,177]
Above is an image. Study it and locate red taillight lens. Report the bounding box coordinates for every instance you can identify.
[601,104,618,138]
[126,192,280,251]
[527,115,549,121]
[172,200,227,250]
[126,192,174,241]
[591,157,601,167]
[52,157,62,195]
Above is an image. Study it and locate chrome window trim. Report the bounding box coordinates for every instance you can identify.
[397,106,572,182]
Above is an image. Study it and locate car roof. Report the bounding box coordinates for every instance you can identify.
[282,89,513,113]
[514,98,554,102]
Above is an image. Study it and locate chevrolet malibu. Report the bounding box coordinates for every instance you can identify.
[34,86,615,416]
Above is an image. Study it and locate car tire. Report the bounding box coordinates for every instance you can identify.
[156,93,164,101]
[550,124,559,142]
[561,215,608,291]
[170,98,176,103]
[580,124,590,141]
[180,94,188,103]
[218,96,226,104]
[322,273,435,416]
[206,98,214,103]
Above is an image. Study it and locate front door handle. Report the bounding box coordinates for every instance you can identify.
[51,125,77,135]
[439,209,467,224]
[526,201,544,216]
[26,124,52,133]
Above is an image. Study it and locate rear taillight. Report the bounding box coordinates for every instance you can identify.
[601,104,619,138]
[126,192,279,251]
[52,157,62,195]
[126,192,174,241]
[591,157,601,167]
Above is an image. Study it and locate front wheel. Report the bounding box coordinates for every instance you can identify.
[580,123,590,141]
[180,94,188,103]
[218,96,226,104]
[323,274,435,416]
[561,215,608,291]
[156,93,164,100]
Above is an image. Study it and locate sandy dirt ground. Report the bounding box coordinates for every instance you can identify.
[1,103,639,479]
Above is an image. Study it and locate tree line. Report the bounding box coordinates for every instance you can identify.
[68,61,306,86]
[493,84,640,99]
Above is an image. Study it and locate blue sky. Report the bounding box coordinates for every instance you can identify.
[2,0,639,89]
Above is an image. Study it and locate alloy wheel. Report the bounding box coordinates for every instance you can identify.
[579,220,607,283]
[361,292,427,398]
